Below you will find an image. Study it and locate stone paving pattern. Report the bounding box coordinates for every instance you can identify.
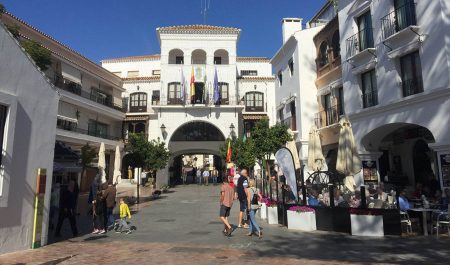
[1,185,449,265]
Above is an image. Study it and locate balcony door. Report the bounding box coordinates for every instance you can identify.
[245,92,264,112]
[395,0,416,31]
[400,51,423,97]
[168,82,182,105]
[361,70,378,108]
[357,11,374,51]
[219,82,229,105]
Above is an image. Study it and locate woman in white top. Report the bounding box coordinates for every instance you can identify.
[246,179,263,238]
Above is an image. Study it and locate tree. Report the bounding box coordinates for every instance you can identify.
[21,40,52,71]
[251,118,292,186]
[219,137,256,170]
[80,143,97,180]
[6,23,20,39]
[126,133,170,177]
[0,3,5,15]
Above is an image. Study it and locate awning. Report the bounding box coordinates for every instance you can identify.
[124,115,149,121]
[57,115,78,123]
[243,114,268,120]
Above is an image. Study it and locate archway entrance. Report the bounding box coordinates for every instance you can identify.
[168,121,226,185]
[362,123,437,189]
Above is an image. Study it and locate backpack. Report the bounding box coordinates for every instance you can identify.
[251,188,258,205]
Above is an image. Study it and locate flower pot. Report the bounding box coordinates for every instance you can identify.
[267,206,278,225]
[287,211,317,231]
[350,214,384,237]
[259,203,267,220]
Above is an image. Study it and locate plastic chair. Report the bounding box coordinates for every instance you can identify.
[400,211,412,234]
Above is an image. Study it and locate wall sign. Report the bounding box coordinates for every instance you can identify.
[362,160,378,184]
[440,154,450,188]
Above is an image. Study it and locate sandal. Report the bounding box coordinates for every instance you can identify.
[258,231,262,238]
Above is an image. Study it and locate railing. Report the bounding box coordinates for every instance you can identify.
[129,105,148,113]
[315,104,342,128]
[57,123,121,141]
[362,90,378,108]
[245,105,265,112]
[381,3,417,39]
[402,77,423,97]
[346,28,374,58]
[54,73,126,112]
[153,95,244,107]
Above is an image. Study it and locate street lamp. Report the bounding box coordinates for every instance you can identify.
[229,123,236,139]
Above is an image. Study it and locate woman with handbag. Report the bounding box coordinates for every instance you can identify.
[247,179,262,238]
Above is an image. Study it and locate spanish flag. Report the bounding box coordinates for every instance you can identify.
[190,66,195,101]
[226,140,232,163]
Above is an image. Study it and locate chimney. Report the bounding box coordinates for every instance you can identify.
[282,18,303,44]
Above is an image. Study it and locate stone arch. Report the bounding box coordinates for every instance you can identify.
[213,49,229,65]
[169,120,226,142]
[168,49,184,64]
[191,49,207,64]
[318,41,329,67]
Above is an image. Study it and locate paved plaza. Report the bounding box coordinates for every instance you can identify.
[0,185,449,265]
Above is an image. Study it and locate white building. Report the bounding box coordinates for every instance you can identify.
[338,0,450,189]
[1,13,126,193]
[102,25,275,186]
[271,19,324,164]
[0,22,59,253]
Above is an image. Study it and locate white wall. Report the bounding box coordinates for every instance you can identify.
[0,24,59,254]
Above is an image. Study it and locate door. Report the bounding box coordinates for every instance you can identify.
[357,11,374,51]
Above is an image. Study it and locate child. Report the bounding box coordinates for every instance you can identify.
[115,197,132,234]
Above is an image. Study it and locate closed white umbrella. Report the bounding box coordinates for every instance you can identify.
[98,142,107,184]
[113,145,122,184]
[336,117,361,192]
[307,125,326,171]
[286,129,300,170]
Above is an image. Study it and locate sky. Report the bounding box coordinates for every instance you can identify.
[2,0,327,64]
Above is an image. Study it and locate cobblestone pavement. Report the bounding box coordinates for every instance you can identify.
[1,185,449,265]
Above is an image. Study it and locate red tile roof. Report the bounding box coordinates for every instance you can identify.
[157,25,241,34]
[101,54,161,63]
[122,76,160,82]
[237,57,271,62]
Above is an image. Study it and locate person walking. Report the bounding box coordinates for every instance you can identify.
[55,180,78,237]
[182,167,187,185]
[92,190,106,234]
[236,168,249,228]
[196,167,202,185]
[247,179,262,238]
[103,181,117,231]
[220,176,234,236]
[115,197,132,234]
[203,168,210,186]
[212,167,218,185]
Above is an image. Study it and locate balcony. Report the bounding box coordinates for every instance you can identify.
[381,3,417,40]
[57,123,121,141]
[54,73,125,112]
[315,104,342,128]
[129,105,148,113]
[362,90,378,108]
[152,95,244,108]
[402,77,423,97]
[346,28,374,59]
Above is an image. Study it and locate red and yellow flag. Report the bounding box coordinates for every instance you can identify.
[190,66,195,100]
[226,140,232,163]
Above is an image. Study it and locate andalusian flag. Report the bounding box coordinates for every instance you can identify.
[226,140,232,163]
[190,66,195,102]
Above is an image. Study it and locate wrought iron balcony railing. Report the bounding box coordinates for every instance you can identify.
[346,28,374,58]
[362,90,378,108]
[57,123,122,141]
[381,3,417,39]
[315,104,342,128]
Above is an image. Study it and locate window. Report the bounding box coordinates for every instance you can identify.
[357,11,374,51]
[245,92,264,112]
[88,120,108,139]
[337,87,344,115]
[175,56,184,64]
[395,0,416,31]
[219,82,229,105]
[214,57,222,65]
[0,105,7,167]
[288,58,294,76]
[361,70,378,108]
[278,71,283,86]
[278,108,284,122]
[290,101,296,131]
[240,70,258,76]
[152,90,160,105]
[152,70,161,76]
[90,88,112,106]
[332,31,340,58]
[127,71,139,77]
[130,92,147,112]
[122,97,129,112]
[167,82,183,105]
[319,42,329,67]
[400,51,423,97]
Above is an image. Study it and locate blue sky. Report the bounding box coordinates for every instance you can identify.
[2,0,327,63]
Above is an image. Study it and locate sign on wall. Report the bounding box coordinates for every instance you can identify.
[362,160,378,184]
[439,154,450,188]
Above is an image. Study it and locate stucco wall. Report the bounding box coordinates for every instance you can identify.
[0,24,59,253]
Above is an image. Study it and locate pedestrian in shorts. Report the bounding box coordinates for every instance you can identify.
[220,176,234,236]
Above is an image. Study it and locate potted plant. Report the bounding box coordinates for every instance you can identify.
[287,206,317,231]
[350,208,384,237]
[264,198,278,225]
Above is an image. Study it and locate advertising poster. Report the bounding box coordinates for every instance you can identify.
[362,160,378,184]
[440,154,450,188]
